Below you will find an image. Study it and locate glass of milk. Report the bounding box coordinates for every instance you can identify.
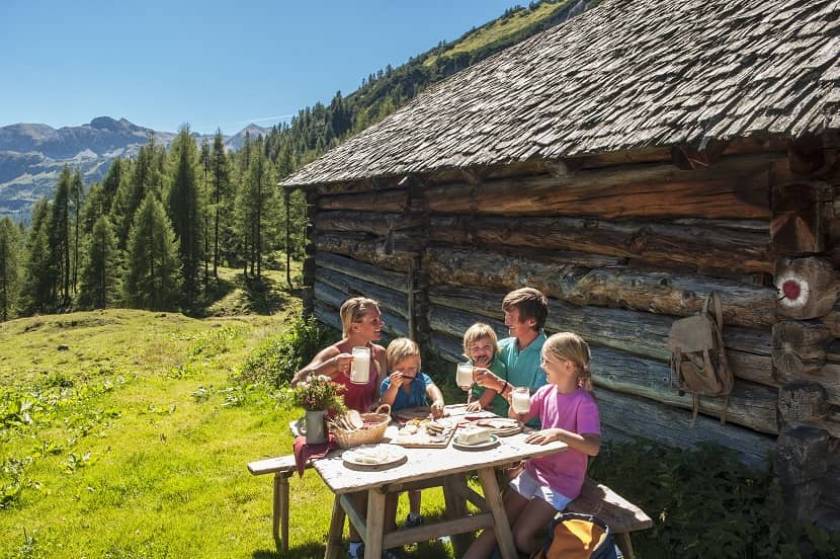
[350,346,371,385]
[456,362,474,392]
[511,387,531,414]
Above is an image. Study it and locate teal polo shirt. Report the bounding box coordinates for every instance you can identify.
[498,331,547,424]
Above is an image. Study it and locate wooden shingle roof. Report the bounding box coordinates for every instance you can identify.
[284,0,840,187]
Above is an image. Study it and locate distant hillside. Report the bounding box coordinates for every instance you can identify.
[0,118,266,220]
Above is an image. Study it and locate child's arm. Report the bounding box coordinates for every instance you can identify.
[426,382,445,418]
[526,429,601,457]
[477,387,497,409]
[380,372,404,407]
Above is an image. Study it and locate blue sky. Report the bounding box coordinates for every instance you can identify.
[0,0,525,135]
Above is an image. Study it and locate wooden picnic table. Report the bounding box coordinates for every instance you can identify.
[312,425,568,559]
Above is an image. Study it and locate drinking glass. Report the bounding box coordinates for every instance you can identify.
[350,346,371,385]
[511,387,531,414]
[456,362,474,405]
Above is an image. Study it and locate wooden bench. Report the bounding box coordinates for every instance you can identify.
[567,479,653,559]
[248,456,651,557]
[248,454,308,553]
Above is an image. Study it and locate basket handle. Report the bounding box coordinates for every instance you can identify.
[374,403,391,416]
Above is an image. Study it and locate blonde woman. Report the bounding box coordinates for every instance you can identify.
[292,296,386,413]
[465,332,601,559]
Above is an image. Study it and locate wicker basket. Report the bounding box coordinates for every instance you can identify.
[331,404,391,449]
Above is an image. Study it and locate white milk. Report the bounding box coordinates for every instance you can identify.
[350,346,371,384]
[511,388,531,414]
[456,363,474,390]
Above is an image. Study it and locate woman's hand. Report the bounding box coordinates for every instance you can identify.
[332,353,353,375]
[465,400,483,412]
[430,400,445,418]
[388,371,404,389]
[525,429,559,446]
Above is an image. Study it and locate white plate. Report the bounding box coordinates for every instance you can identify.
[342,444,407,469]
[452,433,500,451]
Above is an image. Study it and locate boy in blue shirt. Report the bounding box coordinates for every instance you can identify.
[380,337,445,527]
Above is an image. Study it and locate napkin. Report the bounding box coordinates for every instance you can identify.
[292,434,336,476]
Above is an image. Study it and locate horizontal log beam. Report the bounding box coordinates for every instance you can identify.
[424,154,777,220]
[424,247,776,328]
[316,267,409,318]
[315,211,425,236]
[427,328,777,434]
[427,287,774,385]
[316,252,410,293]
[318,189,408,213]
[597,388,775,470]
[315,232,416,272]
[429,216,772,275]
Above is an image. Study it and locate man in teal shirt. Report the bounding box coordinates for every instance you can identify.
[475,287,548,421]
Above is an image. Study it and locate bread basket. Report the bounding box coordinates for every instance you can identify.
[330,404,391,449]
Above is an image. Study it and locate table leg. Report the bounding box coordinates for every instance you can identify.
[477,467,518,559]
[364,489,386,559]
[324,494,346,559]
[443,474,473,556]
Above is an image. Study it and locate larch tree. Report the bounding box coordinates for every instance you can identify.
[0,217,22,321]
[49,167,72,307]
[210,130,231,278]
[123,193,181,311]
[22,198,54,312]
[70,169,84,295]
[235,143,277,279]
[78,215,120,309]
[166,126,204,302]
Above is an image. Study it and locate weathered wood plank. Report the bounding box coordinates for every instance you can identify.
[315,211,425,236]
[427,288,774,385]
[319,189,409,213]
[429,216,772,275]
[424,247,776,328]
[313,300,408,339]
[316,267,409,318]
[596,388,775,470]
[315,232,415,272]
[424,156,775,220]
[316,252,409,293]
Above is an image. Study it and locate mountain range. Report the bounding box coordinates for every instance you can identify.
[0,117,267,219]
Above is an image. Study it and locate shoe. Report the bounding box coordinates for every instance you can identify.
[404,513,424,529]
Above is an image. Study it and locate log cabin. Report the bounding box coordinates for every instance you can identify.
[281,0,840,527]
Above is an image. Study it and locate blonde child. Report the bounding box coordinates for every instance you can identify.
[380,337,445,528]
[464,332,601,559]
[462,323,508,415]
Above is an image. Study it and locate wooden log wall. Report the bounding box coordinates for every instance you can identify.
[304,138,840,485]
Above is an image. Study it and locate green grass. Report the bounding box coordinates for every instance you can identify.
[0,268,454,559]
[424,2,569,68]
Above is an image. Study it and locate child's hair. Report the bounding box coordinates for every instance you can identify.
[543,332,593,391]
[462,323,499,360]
[386,337,421,370]
[339,297,380,337]
[502,287,548,330]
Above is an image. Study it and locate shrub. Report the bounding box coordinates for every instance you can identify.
[238,316,339,387]
[589,440,840,558]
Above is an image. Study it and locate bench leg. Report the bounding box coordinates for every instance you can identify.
[616,532,635,559]
[325,495,346,559]
[273,472,291,552]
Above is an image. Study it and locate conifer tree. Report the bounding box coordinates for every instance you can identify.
[49,167,72,307]
[78,215,120,309]
[100,158,124,214]
[166,126,203,301]
[0,217,21,321]
[123,193,181,310]
[210,130,231,277]
[70,169,84,295]
[235,143,277,279]
[111,138,164,249]
[22,198,54,312]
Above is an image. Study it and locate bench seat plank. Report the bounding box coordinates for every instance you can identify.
[568,479,653,533]
[248,455,300,476]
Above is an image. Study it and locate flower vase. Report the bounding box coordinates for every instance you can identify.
[304,409,328,445]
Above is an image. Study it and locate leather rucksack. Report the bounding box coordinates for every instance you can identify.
[667,291,733,424]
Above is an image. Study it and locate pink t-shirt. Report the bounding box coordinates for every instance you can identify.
[523,385,601,500]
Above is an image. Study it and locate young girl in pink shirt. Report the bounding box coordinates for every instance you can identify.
[465,332,601,559]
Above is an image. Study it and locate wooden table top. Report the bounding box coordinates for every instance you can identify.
[313,430,568,495]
